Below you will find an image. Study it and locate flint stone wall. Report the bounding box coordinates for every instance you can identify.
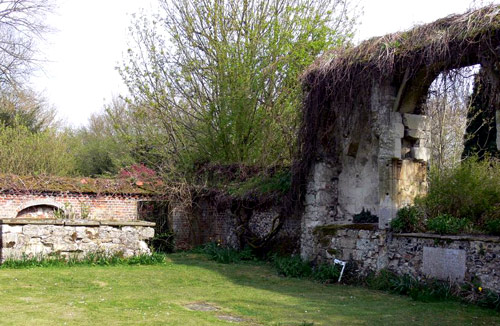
[0,219,155,261]
[317,225,500,292]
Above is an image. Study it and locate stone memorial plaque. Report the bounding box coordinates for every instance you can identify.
[423,247,466,282]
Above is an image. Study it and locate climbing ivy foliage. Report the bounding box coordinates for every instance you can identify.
[118,0,356,172]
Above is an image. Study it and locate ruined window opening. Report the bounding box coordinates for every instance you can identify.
[423,65,480,169]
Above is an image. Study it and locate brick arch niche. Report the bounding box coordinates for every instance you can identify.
[16,200,65,219]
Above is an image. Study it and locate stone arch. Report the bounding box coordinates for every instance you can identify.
[16,199,65,219]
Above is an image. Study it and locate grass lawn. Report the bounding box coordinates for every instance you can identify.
[0,253,498,326]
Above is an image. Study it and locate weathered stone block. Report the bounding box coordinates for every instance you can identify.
[411,147,430,161]
[358,230,371,238]
[392,139,402,159]
[356,239,376,250]
[391,112,403,124]
[423,247,466,282]
[403,114,430,131]
[339,238,357,249]
[23,225,45,237]
[2,225,22,233]
[2,232,18,246]
[139,227,154,239]
[393,122,405,138]
[405,129,430,140]
[316,191,332,206]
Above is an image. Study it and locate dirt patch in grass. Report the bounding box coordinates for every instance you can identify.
[184,302,220,311]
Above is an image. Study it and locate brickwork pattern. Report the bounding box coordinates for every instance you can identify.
[0,192,144,220]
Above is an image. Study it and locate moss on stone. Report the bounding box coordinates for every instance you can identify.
[0,173,159,195]
[314,223,378,236]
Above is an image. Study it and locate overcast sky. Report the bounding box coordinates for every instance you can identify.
[31,0,499,127]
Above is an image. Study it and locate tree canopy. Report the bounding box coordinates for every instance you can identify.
[117,0,356,174]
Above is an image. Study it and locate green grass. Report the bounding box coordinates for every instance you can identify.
[0,253,497,326]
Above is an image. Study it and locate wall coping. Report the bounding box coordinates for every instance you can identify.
[0,218,155,227]
[394,232,500,243]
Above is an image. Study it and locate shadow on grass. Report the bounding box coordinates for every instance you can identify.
[166,253,499,325]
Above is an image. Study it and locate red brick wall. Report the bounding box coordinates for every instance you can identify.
[171,197,299,252]
[0,192,145,221]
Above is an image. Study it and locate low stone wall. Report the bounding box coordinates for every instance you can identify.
[315,224,387,274]
[316,224,500,292]
[0,219,155,261]
[388,233,500,292]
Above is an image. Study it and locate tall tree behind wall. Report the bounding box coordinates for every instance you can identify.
[425,67,476,172]
[118,0,357,175]
[69,97,137,177]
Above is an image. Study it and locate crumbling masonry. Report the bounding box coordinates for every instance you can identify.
[297,6,500,290]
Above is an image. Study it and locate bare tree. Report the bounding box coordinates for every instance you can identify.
[0,0,53,88]
[424,66,478,172]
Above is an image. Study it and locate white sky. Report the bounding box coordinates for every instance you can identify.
[31,0,500,127]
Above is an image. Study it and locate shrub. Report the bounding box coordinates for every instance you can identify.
[365,270,500,310]
[312,263,341,283]
[352,209,378,223]
[421,157,500,223]
[198,242,256,264]
[426,214,471,235]
[390,206,424,233]
[365,269,399,290]
[483,218,500,236]
[366,270,453,302]
[480,204,500,235]
[272,255,312,278]
[148,232,175,253]
[477,288,500,310]
[228,169,291,196]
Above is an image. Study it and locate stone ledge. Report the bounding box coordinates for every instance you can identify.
[393,232,500,243]
[0,218,64,225]
[64,220,101,226]
[0,219,155,227]
[101,220,155,227]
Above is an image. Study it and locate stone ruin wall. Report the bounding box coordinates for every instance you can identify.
[300,79,499,291]
[0,192,157,261]
[0,219,155,261]
[316,226,500,292]
[301,81,431,259]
